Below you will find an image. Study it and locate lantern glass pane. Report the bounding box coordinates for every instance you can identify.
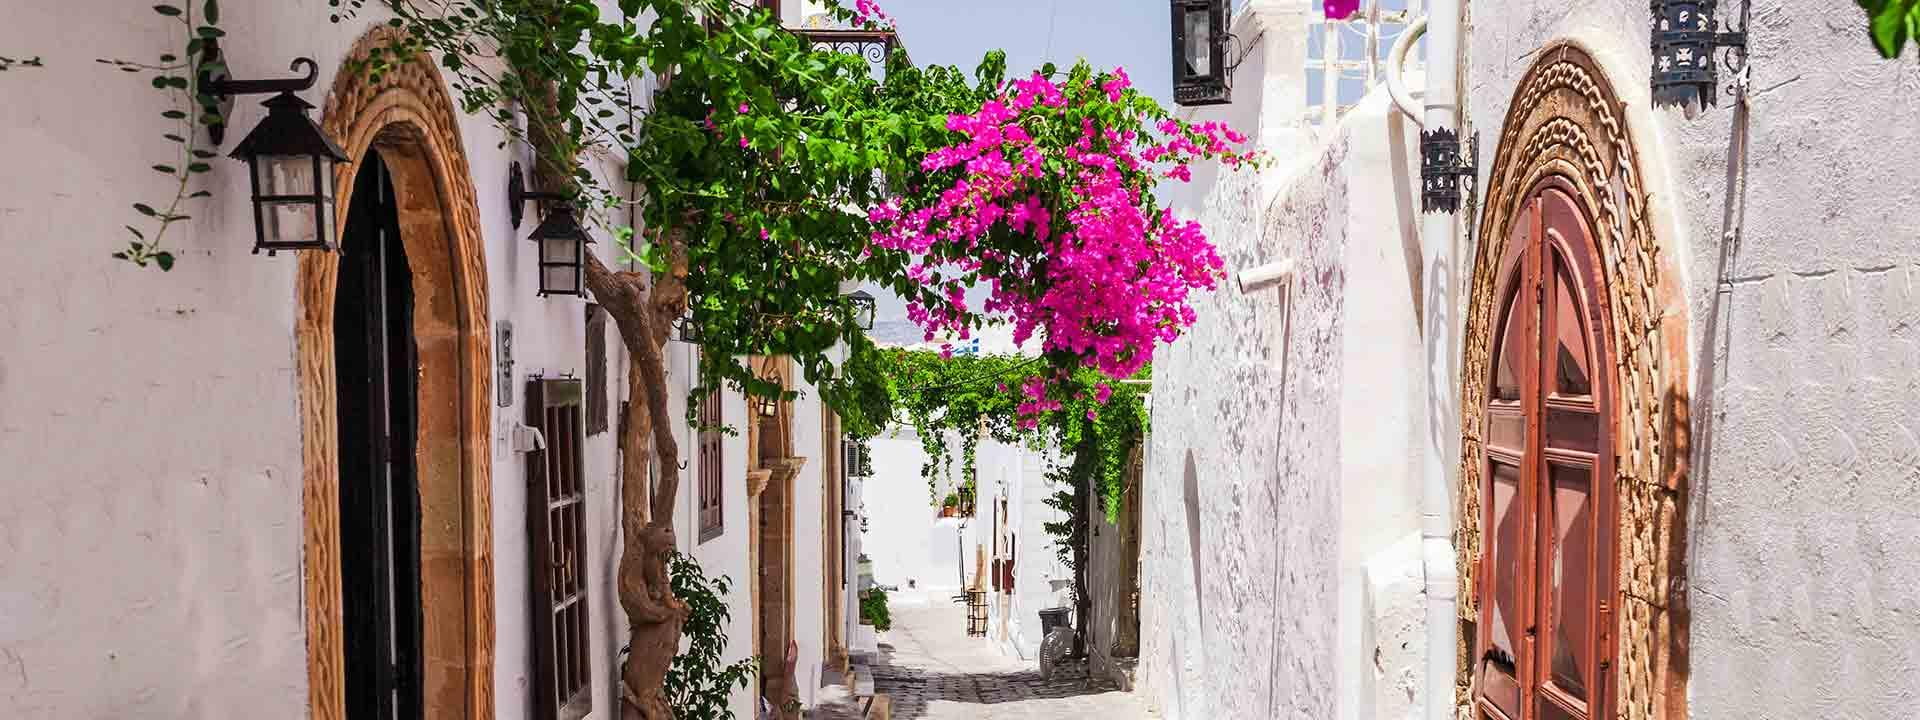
[256,154,315,197]
[542,235,581,264]
[542,266,580,295]
[1184,8,1212,78]
[261,198,322,248]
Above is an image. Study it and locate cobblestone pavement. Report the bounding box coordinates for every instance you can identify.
[813,602,1156,719]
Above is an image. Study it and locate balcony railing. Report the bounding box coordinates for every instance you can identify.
[796,12,909,82]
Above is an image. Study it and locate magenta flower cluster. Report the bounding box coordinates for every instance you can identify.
[868,64,1259,425]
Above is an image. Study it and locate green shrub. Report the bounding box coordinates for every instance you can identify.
[662,553,758,718]
[860,588,892,632]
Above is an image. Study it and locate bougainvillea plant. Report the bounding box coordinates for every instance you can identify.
[870,59,1258,424]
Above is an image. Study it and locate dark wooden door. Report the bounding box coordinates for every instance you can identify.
[335,150,426,720]
[1474,179,1615,720]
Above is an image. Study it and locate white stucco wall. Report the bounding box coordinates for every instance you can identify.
[0,2,651,718]
[1465,3,1920,717]
[1137,1,1433,714]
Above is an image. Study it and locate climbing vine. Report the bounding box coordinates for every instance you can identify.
[97,1,227,271]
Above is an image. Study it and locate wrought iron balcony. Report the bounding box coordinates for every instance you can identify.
[794,13,909,82]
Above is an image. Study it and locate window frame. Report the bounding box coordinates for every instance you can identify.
[525,377,593,720]
[697,384,726,542]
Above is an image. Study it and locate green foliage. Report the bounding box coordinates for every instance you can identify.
[0,56,44,71]
[328,0,1005,435]
[98,1,225,271]
[859,587,892,632]
[875,348,1144,524]
[1862,0,1920,57]
[663,553,758,718]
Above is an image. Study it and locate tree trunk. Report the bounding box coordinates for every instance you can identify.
[586,250,694,720]
[1069,439,1094,660]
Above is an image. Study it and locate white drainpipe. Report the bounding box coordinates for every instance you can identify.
[1416,0,1462,718]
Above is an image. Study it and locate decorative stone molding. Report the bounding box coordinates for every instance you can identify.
[1456,44,1691,720]
[298,26,495,720]
[747,469,773,497]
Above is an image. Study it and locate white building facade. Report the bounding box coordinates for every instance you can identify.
[1141,0,1920,719]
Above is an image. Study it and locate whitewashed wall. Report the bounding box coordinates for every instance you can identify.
[1136,0,1435,716]
[1465,2,1920,716]
[0,1,656,718]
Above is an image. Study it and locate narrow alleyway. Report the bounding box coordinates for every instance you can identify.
[814,602,1155,719]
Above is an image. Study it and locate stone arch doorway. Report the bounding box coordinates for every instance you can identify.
[748,357,805,719]
[1457,44,1692,720]
[297,27,495,720]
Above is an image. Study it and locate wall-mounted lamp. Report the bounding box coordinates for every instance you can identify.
[845,289,877,331]
[199,40,349,255]
[1651,0,1748,108]
[1170,0,1232,106]
[509,161,592,297]
[755,393,779,418]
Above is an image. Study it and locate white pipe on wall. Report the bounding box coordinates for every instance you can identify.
[1418,0,1463,716]
[1386,17,1427,126]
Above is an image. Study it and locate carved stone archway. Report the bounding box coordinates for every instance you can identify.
[1456,44,1691,720]
[297,27,495,720]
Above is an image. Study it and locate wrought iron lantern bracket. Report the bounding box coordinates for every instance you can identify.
[508,161,572,230]
[1421,127,1478,215]
[197,38,323,146]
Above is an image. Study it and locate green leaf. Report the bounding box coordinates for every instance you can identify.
[153,164,177,174]
[125,225,145,239]
[134,203,158,216]
[153,4,183,16]
[162,110,188,120]
[188,162,212,173]
[203,0,218,24]
[155,252,176,271]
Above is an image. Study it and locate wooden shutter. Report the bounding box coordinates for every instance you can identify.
[1474,180,1615,720]
[526,378,593,720]
[585,305,608,436]
[697,386,725,540]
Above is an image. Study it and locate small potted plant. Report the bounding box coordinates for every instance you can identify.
[939,493,960,517]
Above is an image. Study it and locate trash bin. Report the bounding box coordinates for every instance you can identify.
[1037,607,1072,637]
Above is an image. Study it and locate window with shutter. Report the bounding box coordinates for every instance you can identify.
[526,378,593,720]
[585,305,608,436]
[1474,179,1616,720]
[697,384,725,541]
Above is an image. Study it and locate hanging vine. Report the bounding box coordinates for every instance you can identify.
[97,1,227,271]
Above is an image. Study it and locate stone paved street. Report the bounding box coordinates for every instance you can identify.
[813,601,1155,719]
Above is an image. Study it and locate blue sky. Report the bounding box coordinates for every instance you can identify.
[884,0,1175,106]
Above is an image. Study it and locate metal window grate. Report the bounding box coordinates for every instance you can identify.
[697,383,725,541]
[526,378,593,720]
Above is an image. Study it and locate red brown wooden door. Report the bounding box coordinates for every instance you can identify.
[1475,179,1615,720]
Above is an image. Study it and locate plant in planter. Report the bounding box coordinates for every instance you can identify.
[859,587,892,632]
[940,493,960,517]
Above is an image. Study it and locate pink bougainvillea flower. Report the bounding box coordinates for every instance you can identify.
[870,61,1257,424]
[851,0,894,28]
[1324,0,1360,20]
[738,103,750,114]
[739,136,750,148]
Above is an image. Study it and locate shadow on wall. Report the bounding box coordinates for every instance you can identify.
[1183,449,1204,625]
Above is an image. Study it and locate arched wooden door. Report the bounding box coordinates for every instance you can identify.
[1474,177,1617,720]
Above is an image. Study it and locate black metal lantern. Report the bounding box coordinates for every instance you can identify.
[528,206,592,297]
[509,162,592,298]
[755,393,779,418]
[199,43,349,255]
[1650,0,1747,109]
[1170,0,1231,106]
[846,289,877,331]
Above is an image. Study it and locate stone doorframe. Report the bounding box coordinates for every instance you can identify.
[297,27,495,720]
[1456,43,1692,720]
[747,356,806,718]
